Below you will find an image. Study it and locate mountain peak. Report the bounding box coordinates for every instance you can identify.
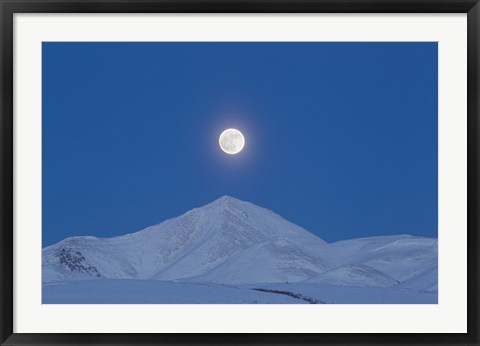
[216,194,237,202]
[204,195,276,219]
[206,195,245,209]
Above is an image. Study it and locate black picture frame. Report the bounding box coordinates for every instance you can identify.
[1,1,479,345]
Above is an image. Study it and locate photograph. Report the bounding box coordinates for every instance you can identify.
[41,41,438,304]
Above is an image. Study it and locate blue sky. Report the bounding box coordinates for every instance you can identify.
[42,42,438,246]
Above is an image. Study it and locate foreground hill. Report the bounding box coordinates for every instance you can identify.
[42,280,437,304]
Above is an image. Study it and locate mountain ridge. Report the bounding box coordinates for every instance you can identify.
[42,195,437,290]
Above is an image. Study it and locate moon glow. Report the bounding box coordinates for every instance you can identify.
[219,129,245,155]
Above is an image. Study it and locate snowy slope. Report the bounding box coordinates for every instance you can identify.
[397,266,438,292]
[304,264,399,287]
[42,280,437,304]
[184,238,331,284]
[319,235,438,283]
[248,282,437,304]
[42,280,306,304]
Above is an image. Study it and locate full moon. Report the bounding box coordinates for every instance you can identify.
[219,128,245,155]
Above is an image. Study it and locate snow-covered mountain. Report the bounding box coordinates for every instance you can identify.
[314,235,438,289]
[42,195,437,291]
[43,196,330,284]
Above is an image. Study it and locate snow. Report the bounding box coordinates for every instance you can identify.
[247,283,437,304]
[397,266,438,292]
[43,196,329,283]
[304,264,399,287]
[42,280,437,304]
[42,195,437,303]
[42,280,305,304]
[183,238,331,284]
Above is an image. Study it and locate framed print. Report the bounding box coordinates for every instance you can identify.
[1,0,479,345]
